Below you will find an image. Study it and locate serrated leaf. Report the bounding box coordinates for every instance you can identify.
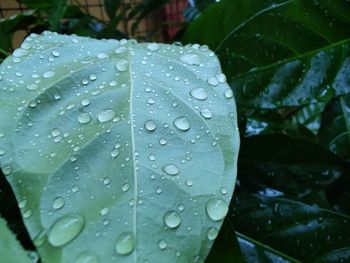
[0,32,239,262]
[0,217,32,263]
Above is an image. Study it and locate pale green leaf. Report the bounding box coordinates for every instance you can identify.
[0,32,239,262]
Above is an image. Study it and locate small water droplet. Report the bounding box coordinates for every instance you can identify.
[0,148,6,156]
[173,117,191,131]
[144,120,157,131]
[110,149,120,158]
[207,77,218,86]
[115,232,134,255]
[206,198,228,221]
[185,180,193,187]
[122,183,130,192]
[48,213,84,247]
[98,109,116,123]
[147,43,160,51]
[115,60,128,72]
[180,54,201,65]
[78,112,91,124]
[158,240,167,250]
[164,211,181,228]
[200,109,212,119]
[89,74,97,81]
[190,88,207,100]
[162,164,179,176]
[33,229,47,247]
[100,207,110,216]
[26,84,39,91]
[43,71,55,78]
[224,89,233,98]
[74,251,99,263]
[207,227,219,240]
[81,99,90,106]
[52,197,65,210]
[159,138,167,145]
[52,50,60,57]
[97,53,109,59]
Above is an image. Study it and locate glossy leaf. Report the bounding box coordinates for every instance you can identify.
[183,0,350,109]
[231,194,350,262]
[0,32,239,262]
[0,217,32,263]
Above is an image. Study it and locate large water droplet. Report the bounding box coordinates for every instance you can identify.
[115,232,134,255]
[52,197,65,210]
[164,211,181,229]
[207,227,218,241]
[180,54,201,65]
[78,112,91,124]
[144,120,157,131]
[115,60,128,72]
[206,198,228,221]
[190,88,207,100]
[97,109,116,123]
[173,117,191,131]
[48,214,84,247]
[162,164,179,176]
[74,251,99,263]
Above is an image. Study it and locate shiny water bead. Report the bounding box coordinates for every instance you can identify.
[162,164,180,176]
[224,89,234,99]
[52,197,65,210]
[190,88,207,100]
[97,109,116,123]
[147,43,160,51]
[173,117,191,131]
[78,113,91,124]
[74,252,99,263]
[200,109,213,119]
[207,227,219,241]
[115,60,128,72]
[48,214,85,247]
[164,211,181,228]
[115,232,135,255]
[206,198,228,221]
[144,120,157,131]
[180,54,201,65]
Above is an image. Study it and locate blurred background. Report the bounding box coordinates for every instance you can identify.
[0,0,190,54]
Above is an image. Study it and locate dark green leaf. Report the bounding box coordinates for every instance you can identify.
[49,0,68,31]
[104,0,122,19]
[231,194,350,262]
[314,247,350,263]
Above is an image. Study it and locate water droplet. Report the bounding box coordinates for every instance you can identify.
[74,251,99,263]
[207,77,218,86]
[158,240,167,250]
[265,219,273,231]
[48,213,84,247]
[100,207,110,216]
[185,180,193,187]
[115,46,127,54]
[122,183,130,192]
[200,109,212,119]
[97,53,109,59]
[52,197,65,210]
[110,149,120,158]
[207,227,219,240]
[33,229,47,247]
[224,89,233,99]
[159,138,167,145]
[13,48,28,58]
[144,120,157,131]
[51,128,61,137]
[147,43,160,51]
[164,211,181,229]
[2,165,13,176]
[89,74,97,81]
[206,198,228,221]
[26,84,39,91]
[78,112,91,124]
[162,164,179,176]
[115,60,128,72]
[180,54,201,65]
[115,232,134,255]
[52,50,60,57]
[0,148,6,156]
[220,187,228,195]
[43,71,55,78]
[173,117,191,131]
[81,99,90,106]
[97,109,116,123]
[190,88,207,100]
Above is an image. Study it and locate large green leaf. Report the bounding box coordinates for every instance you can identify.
[183,0,350,109]
[0,32,239,262]
[231,194,350,262]
[0,217,32,263]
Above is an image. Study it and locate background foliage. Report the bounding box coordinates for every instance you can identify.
[1,0,350,262]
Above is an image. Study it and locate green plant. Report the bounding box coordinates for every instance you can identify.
[184,0,350,262]
[0,31,239,262]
